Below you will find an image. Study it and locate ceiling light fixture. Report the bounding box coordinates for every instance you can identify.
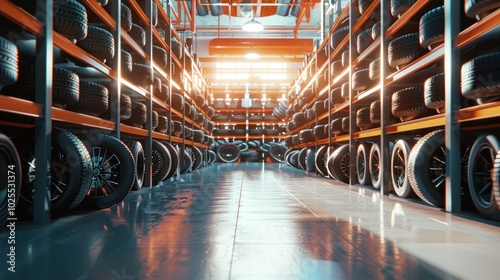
[242,18,264,32]
[244,52,260,59]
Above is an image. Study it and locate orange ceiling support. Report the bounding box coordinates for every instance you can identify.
[209,38,313,56]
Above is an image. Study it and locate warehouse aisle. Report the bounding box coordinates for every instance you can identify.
[2,163,500,280]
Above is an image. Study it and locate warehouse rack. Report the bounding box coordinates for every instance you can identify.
[285,0,500,217]
[0,0,213,224]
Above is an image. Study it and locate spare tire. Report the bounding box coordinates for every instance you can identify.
[465,0,500,20]
[391,0,417,18]
[0,134,22,224]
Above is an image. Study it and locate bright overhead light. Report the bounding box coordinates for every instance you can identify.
[244,52,260,59]
[242,18,264,32]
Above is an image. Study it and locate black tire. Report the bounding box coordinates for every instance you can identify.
[120,94,132,120]
[4,62,79,108]
[298,148,307,170]
[391,0,417,18]
[161,141,179,180]
[126,141,145,191]
[461,51,500,101]
[124,101,147,127]
[79,134,135,209]
[259,143,271,153]
[357,29,374,54]
[388,33,427,69]
[369,58,380,81]
[153,45,169,69]
[197,0,209,16]
[331,60,344,76]
[189,147,203,171]
[356,107,373,130]
[269,143,287,163]
[120,3,132,31]
[342,117,350,134]
[125,63,154,87]
[171,38,183,60]
[408,130,448,207]
[292,112,307,125]
[424,73,445,113]
[137,0,158,26]
[391,139,414,198]
[129,23,146,47]
[369,143,381,189]
[315,145,330,176]
[0,134,22,224]
[0,37,18,90]
[465,0,500,20]
[313,124,328,140]
[331,118,343,136]
[327,144,351,184]
[55,66,80,107]
[193,130,205,143]
[155,116,169,133]
[19,130,92,217]
[330,26,350,50]
[151,140,172,184]
[392,86,431,121]
[372,21,381,40]
[54,0,87,42]
[299,129,315,144]
[207,106,215,118]
[208,150,217,164]
[352,68,371,91]
[119,49,133,74]
[218,143,240,163]
[76,25,114,63]
[179,150,193,174]
[341,50,350,68]
[331,87,344,105]
[357,143,372,185]
[419,6,444,50]
[370,100,381,124]
[341,82,350,100]
[288,150,300,168]
[359,0,374,15]
[171,92,184,111]
[145,110,159,130]
[68,81,108,116]
[467,134,500,220]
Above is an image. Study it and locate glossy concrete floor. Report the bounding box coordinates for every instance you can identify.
[1,162,500,280]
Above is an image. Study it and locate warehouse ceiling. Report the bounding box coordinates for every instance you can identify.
[165,0,331,106]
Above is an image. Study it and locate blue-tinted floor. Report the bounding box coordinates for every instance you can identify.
[1,163,499,279]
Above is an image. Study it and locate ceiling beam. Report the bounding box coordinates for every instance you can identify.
[199,57,304,62]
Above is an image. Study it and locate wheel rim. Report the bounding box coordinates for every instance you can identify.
[20,146,71,203]
[392,146,406,191]
[370,147,380,186]
[89,147,123,198]
[151,148,164,176]
[340,153,350,179]
[428,145,446,195]
[471,144,496,208]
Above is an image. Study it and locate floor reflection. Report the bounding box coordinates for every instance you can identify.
[0,162,458,280]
